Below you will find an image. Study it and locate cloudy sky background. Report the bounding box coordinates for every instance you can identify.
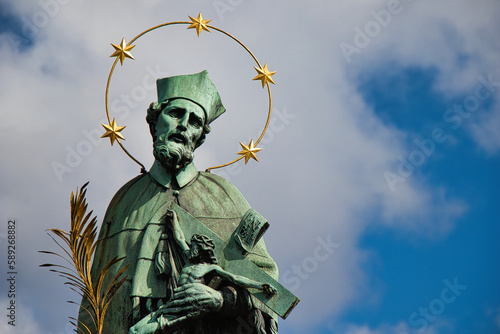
[0,0,499,333]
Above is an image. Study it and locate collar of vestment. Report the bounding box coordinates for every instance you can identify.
[148,160,199,189]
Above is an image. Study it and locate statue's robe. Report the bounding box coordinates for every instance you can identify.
[78,161,278,334]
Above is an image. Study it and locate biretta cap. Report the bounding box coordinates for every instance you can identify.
[156,70,225,124]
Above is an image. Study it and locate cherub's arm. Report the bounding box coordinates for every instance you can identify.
[209,265,277,295]
[167,210,190,255]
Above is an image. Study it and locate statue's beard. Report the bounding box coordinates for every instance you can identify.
[153,133,195,171]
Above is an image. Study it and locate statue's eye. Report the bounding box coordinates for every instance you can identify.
[189,115,203,128]
[167,108,183,118]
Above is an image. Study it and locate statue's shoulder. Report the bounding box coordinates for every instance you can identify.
[182,172,251,216]
[197,171,237,186]
[196,172,246,198]
[105,173,150,214]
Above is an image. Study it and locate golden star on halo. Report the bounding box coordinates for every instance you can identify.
[253,63,276,88]
[188,13,211,36]
[101,118,126,146]
[237,139,263,164]
[110,38,135,65]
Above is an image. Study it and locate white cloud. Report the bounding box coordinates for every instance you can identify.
[340,0,500,153]
[331,321,440,334]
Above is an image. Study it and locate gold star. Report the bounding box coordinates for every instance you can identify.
[188,13,211,36]
[101,118,126,145]
[110,38,135,65]
[253,63,276,88]
[237,139,263,164]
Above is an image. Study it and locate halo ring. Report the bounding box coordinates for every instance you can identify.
[104,16,274,173]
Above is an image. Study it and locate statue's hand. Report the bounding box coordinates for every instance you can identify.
[262,283,277,296]
[164,283,223,315]
[129,313,159,334]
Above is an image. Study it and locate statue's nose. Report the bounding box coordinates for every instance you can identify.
[177,123,187,131]
[177,114,189,130]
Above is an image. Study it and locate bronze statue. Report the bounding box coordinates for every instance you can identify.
[130,210,277,334]
[78,71,282,333]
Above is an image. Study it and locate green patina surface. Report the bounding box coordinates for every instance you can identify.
[78,71,297,334]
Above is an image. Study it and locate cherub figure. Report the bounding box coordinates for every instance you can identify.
[129,210,277,334]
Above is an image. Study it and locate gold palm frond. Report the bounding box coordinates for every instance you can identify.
[40,182,129,334]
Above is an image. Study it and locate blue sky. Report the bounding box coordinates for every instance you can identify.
[344,66,500,333]
[0,1,499,334]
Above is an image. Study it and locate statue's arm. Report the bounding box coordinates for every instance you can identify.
[210,265,276,295]
[167,209,190,254]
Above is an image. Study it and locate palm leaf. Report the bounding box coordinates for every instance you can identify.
[40,183,128,334]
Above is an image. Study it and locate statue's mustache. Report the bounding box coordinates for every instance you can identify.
[167,132,189,145]
[153,132,195,171]
[155,132,193,148]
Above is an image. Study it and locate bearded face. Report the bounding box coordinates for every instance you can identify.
[153,132,195,171]
[152,99,205,172]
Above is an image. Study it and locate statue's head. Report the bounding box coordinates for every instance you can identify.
[189,234,218,264]
[146,71,225,171]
